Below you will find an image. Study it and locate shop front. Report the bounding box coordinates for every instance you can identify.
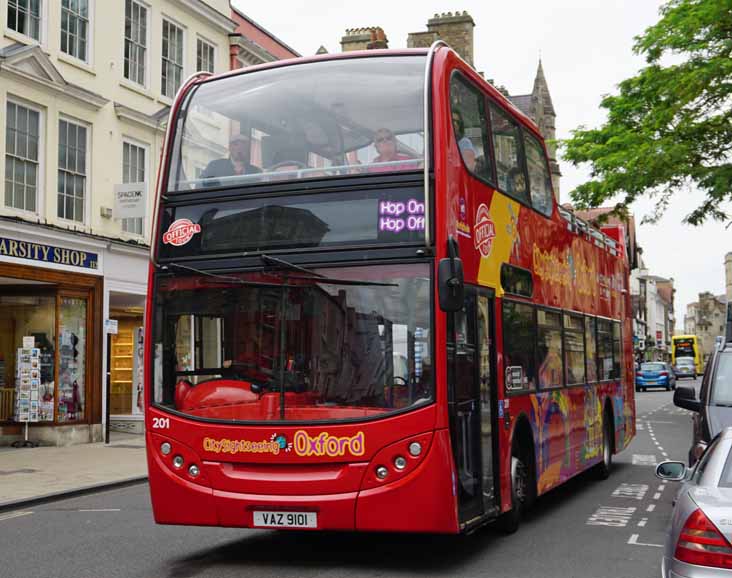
[0,223,104,446]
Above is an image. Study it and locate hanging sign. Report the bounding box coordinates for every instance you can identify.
[114,183,147,219]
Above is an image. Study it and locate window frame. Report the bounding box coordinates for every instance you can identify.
[196,35,216,74]
[161,16,185,100]
[120,137,149,237]
[535,304,565,390]
[487,99,531,208]
[522,128,555,217]
[59,0,91,64]
[123,0,150,88]
[502,298,538,395]
[563,312,587,387]
[6,0,44,43]
[448,70,496,187]
[500,264,533,298]
[4,96,44,216]
[596,316,615,382]
[56,116,90,225]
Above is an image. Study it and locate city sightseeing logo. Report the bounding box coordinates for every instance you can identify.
[163,218,201,246]
[474,204,496,258]
[202,431,365,458]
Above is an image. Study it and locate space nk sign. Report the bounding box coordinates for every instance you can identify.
[114,183,146,219]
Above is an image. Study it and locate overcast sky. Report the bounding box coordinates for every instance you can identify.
[234,0,731,328]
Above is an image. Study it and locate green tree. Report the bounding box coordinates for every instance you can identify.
[562,0,732,224]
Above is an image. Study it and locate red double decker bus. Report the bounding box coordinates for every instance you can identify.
[145,43,635,534]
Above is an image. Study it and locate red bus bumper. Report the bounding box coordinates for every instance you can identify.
[147,428,459,533]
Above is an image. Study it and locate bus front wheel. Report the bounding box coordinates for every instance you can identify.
[498,447,534,534]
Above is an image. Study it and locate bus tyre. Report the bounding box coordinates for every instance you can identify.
[498,450,533,534]
[594,413,613,480]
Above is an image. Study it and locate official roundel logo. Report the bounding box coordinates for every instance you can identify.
[474,204,496,258]
[163,219,201,246]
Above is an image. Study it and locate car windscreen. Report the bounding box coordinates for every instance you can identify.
[168,56,426,192]
[641,363,665,371]
[711,353,732,406]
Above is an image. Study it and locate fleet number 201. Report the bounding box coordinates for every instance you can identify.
[152,417,170,429]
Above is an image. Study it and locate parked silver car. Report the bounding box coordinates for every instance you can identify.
[656,428,732,577]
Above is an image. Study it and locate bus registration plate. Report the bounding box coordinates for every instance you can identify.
[253,511,317,528]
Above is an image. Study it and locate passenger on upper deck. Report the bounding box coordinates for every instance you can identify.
[369,128,420,173]
[451,111,477,172]
[200,133,262,181]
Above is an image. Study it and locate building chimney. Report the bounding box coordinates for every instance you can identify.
[341,27,387,52]
[425,11,475,66]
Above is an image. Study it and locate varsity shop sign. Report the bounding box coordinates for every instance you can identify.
[0,237,98,269]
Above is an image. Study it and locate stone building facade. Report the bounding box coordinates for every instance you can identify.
[685,292,727,361]
[340,11,561,200]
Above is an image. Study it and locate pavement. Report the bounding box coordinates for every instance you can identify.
[0,432,147,511]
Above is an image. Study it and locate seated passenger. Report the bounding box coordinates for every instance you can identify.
[452,111,477,172]
[369,128,420,173]
[200,133,262,181]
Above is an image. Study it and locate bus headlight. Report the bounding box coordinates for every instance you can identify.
[172,455,184,469]
[188,464,200,477]
[375,466,389,480]
[394,456,407,470]
[160,442,172,455]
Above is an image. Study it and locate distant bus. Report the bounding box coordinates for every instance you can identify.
[672,335,702,374]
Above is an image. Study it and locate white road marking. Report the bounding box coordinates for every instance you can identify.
[658,446,665,452]
[632,454,658,466]
[646,504,656,512]
[613,483,649,500]
[637,518,648,527]
[587,506,636,527]
[77,509,121,512]
[0,510,33,522]
[658,485,666,492]
[653,492,662,500]
[628,533,663,548]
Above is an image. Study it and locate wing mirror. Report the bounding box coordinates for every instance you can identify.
[674,385,700,412]
[438,236,464,312]
[655,461,687,482]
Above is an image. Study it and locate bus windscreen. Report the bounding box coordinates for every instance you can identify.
[674,339,695,358]
[167,56,426,192]
[151,264,433,423]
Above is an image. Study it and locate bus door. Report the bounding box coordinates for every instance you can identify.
[448,286,498,525]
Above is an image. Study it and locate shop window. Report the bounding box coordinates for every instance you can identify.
[564,313,586,385]
[585,316,598,383]
[110,318,144,415]
[449,73,494,183]
[597,318,614,381]
[537,309,563,388]
[58,297,86,422]
[489,103,529,205]
[0,294,55,422]
[523,131,553,216]
[503,301,536,390]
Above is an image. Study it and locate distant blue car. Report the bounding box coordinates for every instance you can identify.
[636,362,676,391]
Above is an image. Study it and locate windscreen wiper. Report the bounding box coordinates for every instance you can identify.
[260,254,324,277]
[160,262,290,287]
[260,255,396,286]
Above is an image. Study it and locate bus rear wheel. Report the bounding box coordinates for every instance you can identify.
[594,412,613,480]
